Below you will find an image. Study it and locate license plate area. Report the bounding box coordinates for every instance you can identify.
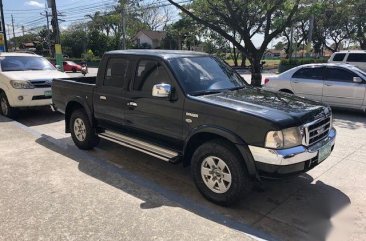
[318,142,332,163]
[44,90,52,97]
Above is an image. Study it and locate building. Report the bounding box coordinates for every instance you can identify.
[134,30,166,49]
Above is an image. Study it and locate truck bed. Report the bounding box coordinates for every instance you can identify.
[52,77,96,114]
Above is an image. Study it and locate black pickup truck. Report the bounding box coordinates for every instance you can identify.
[52,50,336,205]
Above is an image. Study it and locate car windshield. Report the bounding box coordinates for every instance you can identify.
[351,66,366,79]
[169,56,248,95]
[0,56,56,72]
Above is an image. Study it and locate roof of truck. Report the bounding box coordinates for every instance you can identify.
[106,49,209,59]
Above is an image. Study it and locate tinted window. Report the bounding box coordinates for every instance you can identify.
[332,53,346,62]
[104,58,130,87]
[133,60,171,93]
[327,68,358,82]
[292,67,324,80]
[169,56,247,94]
[0,56,55,71]
[347,53,366,62]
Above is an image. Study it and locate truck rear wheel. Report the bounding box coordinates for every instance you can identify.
[191,139,252,206]
[70,109,99,150]
[0,92,16,118]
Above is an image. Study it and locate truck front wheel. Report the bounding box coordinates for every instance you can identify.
[191,139,252,206]
[70,109,99,150]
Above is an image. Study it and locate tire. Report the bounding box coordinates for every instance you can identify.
[70,109,99,150]
[191,139,252,206]
[0,92,16,118]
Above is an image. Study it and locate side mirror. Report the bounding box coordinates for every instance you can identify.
[353,77,363,83]
[152,83,171,98]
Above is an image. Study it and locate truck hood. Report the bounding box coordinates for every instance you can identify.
[192,87,328,128]
[1,70,69,81]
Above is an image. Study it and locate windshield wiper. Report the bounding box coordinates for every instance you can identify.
[228,86,247,91]
[190,90,223,96]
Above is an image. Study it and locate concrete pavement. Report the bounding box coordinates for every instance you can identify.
[0,107,364,240]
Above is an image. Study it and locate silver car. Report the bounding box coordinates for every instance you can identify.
[264,63,366,110]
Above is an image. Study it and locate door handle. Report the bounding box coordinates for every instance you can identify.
[127,102,138,107]
[325,83,333,86]
[100,96,107,100]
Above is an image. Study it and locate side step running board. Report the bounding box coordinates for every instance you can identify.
[98,130,179,162]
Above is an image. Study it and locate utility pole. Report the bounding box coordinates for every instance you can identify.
[0,0,8,51]
[41,8,52,56]
[120,0,127,50]
[50,0,60,44]
[21,25,24,36]
[11,14,16,51]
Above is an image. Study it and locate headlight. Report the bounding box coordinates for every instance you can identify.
[265,127,303,149]
[10,80,34,89]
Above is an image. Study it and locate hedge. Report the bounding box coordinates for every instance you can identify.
[278,58,328,73]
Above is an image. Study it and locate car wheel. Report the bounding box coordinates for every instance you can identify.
[72,68,76,73]
[70,109,99,150]
[0,92,16,118]
[191,139,252,206]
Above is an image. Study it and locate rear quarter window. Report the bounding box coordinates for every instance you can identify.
[332,53,346,62]
[346,53,366,62]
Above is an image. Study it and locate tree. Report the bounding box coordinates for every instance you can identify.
[347,0,366,50]
[274,41,285,50]
[61,24,87,58]
[166,0,301,86]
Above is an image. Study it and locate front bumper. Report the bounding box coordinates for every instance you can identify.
[7,88,52,107]
[249,128,336,177]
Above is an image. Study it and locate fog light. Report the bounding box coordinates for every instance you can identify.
[18,96,24,101]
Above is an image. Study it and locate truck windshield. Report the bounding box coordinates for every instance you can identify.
[169,56,248,95]
[0,56,56,72]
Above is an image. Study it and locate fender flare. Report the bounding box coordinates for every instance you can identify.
[184,125,258,177]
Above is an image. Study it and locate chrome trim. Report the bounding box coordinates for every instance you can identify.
[302,114,331,146]
[98,130,179,161]
[152,83,171,98]
[249,128,336,166]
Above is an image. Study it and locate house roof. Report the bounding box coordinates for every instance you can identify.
[136,30,166,41]
[106,49,208,59]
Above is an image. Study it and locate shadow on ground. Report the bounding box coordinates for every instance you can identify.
[35,134,350,241]
[332,108,366,130]
[13,107,64,127]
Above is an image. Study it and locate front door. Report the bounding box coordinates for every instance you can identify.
[290,66,325,102]
[123,58,184,149]
[322,67,366,108]
[93,56,132,127]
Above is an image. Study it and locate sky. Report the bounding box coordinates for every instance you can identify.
[2,0,116,36]
[1,0,268,48]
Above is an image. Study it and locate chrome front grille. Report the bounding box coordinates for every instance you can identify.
[304,116,331,146]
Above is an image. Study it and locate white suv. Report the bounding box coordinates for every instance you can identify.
[328,50,366,71]
[0,53,69,117]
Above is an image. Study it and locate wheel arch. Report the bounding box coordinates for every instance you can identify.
[279,88,294,94]
[65,98,94,133]
[183,126,257,177]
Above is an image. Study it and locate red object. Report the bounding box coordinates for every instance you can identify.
[63,61,82,72]
[264,78,270,85]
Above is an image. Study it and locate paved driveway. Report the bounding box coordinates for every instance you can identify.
[2,106,363,241]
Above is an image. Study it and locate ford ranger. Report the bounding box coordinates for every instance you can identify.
[52,50,336,205]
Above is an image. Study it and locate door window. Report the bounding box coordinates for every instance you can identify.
[104,58,130,88]
[326,68,358,82]
[292,67,324,80]
[332,53,346,62]
[133,60,171,93]
[346,53,366,62]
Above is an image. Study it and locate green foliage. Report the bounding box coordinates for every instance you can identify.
[278,58,328,72]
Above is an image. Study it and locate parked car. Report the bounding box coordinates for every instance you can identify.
[52,50,336,206]
[264,63,366,110]
[63,61,82,72]
[0,52,69,117]
[328,50,366,71]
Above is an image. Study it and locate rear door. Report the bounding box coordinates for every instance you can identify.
[123,58,184,149]
[93,56,132,127]
[290,66,325,102]
[322,67,366,108]
[345,53,366,71]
